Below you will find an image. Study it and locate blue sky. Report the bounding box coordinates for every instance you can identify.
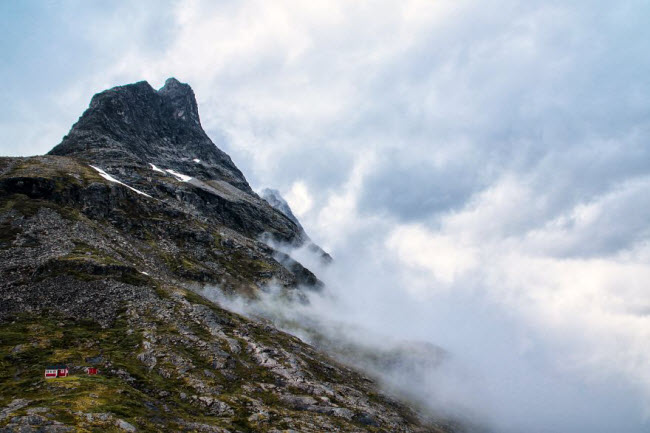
[2,1,650,431]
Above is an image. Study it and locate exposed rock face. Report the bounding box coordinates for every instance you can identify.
[0,156,321,318]
[261,188,303,230]
[261,187,332,264]
[0,79,457,432]
[50,78,248,193]
[48,78,307,247]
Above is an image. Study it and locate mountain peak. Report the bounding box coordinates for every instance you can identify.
[49,78,251,192]
[158,77,200,125]
[159,77,187,92]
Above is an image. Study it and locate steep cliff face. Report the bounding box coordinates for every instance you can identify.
[49,78,248,193]
[0,79,457,432]
[260,189,303,230]
[48,78,303,247]
[260,188,332,264]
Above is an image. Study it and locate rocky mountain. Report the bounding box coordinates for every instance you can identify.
[260,188,331,265]
[260,189,302,231]
[0,79,457,432]
[50,78,249,193]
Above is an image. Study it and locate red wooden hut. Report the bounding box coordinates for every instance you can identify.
[44,365,68,378]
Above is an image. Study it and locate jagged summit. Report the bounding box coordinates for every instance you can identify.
[43,78,327,248]
[44,78,330,250]
[157,77,201,126]
[49,78,250,192]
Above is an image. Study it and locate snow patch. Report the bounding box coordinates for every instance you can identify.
[166,169,192,182]
[193,158,201,163]
[140,271,150,276]
[90,165,152,198]
[149,163,165,173]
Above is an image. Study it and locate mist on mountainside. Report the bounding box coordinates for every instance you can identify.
[200,193,650,433]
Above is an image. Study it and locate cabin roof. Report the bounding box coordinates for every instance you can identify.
[45,364,68,369]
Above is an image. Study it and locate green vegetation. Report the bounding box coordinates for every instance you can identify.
[0,314,229,431]
[4,157,102,186]
[0,219,21,249]
[221,250,274,280]
[0,194,81,221]
[64,242,123,266]
[34,256,151,287]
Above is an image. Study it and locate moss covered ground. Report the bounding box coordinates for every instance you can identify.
[0,313,231,431]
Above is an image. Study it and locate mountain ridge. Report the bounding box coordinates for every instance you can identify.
[0,78,458,432]
[49,77,250,193]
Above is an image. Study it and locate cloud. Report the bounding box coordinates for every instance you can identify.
[386,224,478,287]
[284,181,313,218]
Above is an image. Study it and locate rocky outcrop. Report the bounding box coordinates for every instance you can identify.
[260,188,333,264]
[49,78,248,193]
[261,188,303,230]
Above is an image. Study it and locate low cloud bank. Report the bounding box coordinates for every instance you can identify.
[201,211,650,433]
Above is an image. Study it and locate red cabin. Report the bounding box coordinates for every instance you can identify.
[44,365,68,378]
[86,367,98,375]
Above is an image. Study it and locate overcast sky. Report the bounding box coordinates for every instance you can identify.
[2,1,650,432]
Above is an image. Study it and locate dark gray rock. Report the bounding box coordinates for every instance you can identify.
[261,187,332,264]
[260,188,303,229]
[49,78,249,193]
[46,78,312,247]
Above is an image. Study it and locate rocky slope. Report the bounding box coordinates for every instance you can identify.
[260,189,302,231]
[0,79,457,432]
